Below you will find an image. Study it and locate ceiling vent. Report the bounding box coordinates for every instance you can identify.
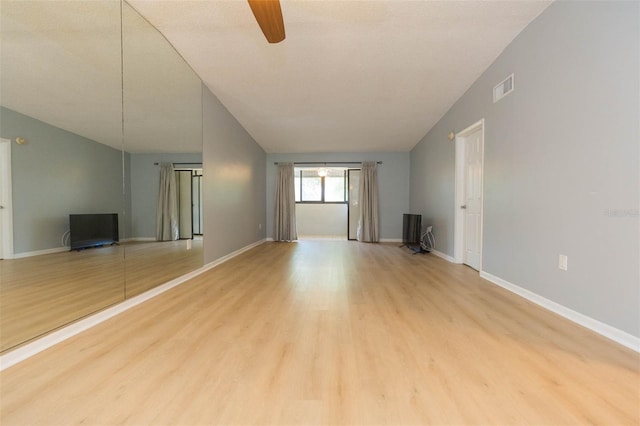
[493,73,514,103]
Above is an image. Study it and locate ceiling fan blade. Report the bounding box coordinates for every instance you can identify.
[247,0,285,43]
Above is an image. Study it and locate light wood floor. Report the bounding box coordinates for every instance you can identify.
[123,239,203,298]
[0,240,202,352]
[1,241,638,425]
[0,246,126,352]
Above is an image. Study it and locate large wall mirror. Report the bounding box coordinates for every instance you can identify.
[121,2,203,298]
[0,1,203,353]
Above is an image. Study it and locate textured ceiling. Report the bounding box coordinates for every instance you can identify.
[1,1,202,154]
[1,1,123,149]
[1,1,552,154]
[127,0,552,153]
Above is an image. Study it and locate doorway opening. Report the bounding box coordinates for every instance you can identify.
[174,168,203,240]
[454,119,485,270]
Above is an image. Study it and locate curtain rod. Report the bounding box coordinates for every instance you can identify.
[273,161,382,165]
[154,162,202,165]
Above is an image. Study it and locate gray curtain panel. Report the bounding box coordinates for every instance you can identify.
[274,163,298,242]
[357,161,379,242]
[156,163,179,241]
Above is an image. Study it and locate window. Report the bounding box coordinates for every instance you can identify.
[295,167,347,203]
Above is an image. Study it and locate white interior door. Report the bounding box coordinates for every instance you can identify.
[0,138,13,259]
[347,169,360,240]
[462,128,483,270]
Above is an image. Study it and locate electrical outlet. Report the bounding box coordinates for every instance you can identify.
[258,223,262,230]
[558,254,568,271]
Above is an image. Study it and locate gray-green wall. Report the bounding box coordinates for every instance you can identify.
[410,1,639,337]
[202,84,267,263]
[0,107,124,254]
[266,152,410,240]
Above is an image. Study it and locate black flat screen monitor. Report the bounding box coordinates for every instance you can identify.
[402,214,422,245]
[69,213,119,250]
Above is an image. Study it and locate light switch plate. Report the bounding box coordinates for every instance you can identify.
[559,254,568,271]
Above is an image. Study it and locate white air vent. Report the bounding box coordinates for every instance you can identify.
[493,73,514,103]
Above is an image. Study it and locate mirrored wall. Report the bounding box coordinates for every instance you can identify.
[0,0,203,352]
[121,2,203,298]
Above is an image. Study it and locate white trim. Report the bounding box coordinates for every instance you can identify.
[11,237,160,258]
[201,238,267,269]
[0,238,268,371]
[480,271,640,353]
[431,249,456,263]
[12,246,68,259]
[453,119,485,268]
[454,135,464,263]
[380,238,402,243]
[0,138,13,260]
[269,237,404,243]
[298,235,347,240]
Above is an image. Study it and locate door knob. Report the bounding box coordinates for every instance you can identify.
[460,205,467,209]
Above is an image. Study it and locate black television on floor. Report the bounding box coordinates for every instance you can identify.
[402,214,422,246]
[69,213,119,250]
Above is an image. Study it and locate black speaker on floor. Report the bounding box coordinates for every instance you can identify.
[402,214,422,247]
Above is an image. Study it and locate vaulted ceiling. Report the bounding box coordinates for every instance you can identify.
[1,1,552,154]
[128,0,552,153]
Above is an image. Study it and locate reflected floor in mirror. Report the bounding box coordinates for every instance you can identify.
[123,239,203,298]
[0,239,203,353]
[0,246,125,352]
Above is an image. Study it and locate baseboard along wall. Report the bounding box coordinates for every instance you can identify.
[479,271,639,353]
[0,238,268,371]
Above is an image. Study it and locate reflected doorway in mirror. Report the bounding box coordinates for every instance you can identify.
[0,138,14,259]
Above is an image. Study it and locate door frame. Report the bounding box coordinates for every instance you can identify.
[453,119,485,268]
[174,168,195,240]
[192,172,203,236]
[0,138,14,259]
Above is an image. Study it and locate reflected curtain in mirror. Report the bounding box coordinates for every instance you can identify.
[156,163,179,241]
[357,161,379,242]
[274,163,297,242]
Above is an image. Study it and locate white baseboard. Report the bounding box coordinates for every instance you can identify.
[11,246,68,259]
[479,271,640,353]
[0,238,268,371]
[416,249,638,352]
[431,249,456,263]
[298,235,347,240]
[266,237,404,244]
[200,239,267,272]
[10,238,198,258]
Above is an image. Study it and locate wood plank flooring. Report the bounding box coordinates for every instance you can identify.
[1,241,638,425]
[0,246,126,352]
[0,240,202,352]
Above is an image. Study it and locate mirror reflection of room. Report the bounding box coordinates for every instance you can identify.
[0,1,125,352]
[123,160,203,299]
[0,0,204,352]
[121,0,203,297]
